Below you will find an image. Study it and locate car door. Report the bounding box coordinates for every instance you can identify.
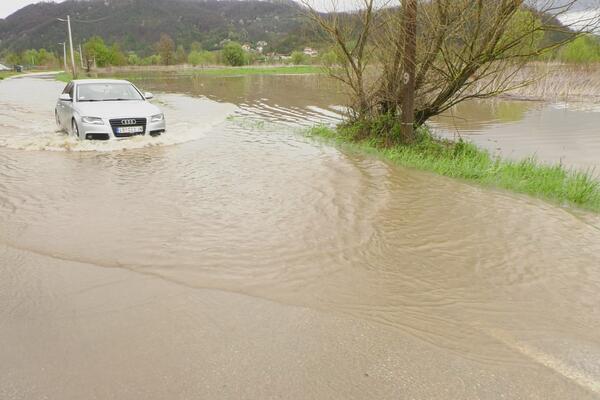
[57,82,73,127]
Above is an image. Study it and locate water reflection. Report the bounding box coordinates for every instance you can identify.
[432,99,533,132]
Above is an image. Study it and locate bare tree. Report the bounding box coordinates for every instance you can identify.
[303,0,379,118]
[305,0,600,142]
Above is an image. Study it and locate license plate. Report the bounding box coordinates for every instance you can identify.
[116,126,144,134]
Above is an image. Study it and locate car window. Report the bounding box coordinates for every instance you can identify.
[62,82,73,95]
[77,83,143,102]
[68,84,74,99]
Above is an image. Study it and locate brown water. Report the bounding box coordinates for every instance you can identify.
[431,99,600,173]
[1,74,600,399]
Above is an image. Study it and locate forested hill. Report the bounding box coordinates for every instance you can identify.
[0,0,318,54]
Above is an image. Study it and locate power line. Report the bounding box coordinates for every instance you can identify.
[70,16,112,24]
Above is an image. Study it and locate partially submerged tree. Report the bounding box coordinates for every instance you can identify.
[304,0,600,142]
[156,34,176,66]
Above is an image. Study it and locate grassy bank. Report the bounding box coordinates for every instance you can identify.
[55,65,324,82]
[55,72,72,82]
[0,71,21,80]
[308,124,600,213]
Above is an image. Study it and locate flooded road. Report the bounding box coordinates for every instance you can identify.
[1,75,600,399]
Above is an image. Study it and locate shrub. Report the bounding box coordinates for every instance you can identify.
[188,50,215,66]
[558,35,600,63]
[222,42,245,66]
[291,51,306,65]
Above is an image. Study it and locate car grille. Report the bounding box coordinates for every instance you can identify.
[109,118,147,137]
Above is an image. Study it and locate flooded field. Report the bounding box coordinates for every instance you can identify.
[431,100,600,173]
[1,74,600,399]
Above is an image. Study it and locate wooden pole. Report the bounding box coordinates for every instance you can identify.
[67,16,77,78]
[401,0,417,141]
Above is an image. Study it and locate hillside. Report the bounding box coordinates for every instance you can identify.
[0,0,319,54]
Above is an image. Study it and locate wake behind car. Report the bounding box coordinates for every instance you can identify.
[55,79,166,140]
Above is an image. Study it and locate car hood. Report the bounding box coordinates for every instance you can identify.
[75,100,161,119]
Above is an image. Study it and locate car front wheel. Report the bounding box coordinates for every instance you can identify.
[55,110,62,131]
[71,119,80,139]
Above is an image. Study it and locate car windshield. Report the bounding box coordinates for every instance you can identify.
[77,83,143,102]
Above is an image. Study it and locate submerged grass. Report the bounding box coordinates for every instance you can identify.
[187,65,324,77]
[308,124,600,213]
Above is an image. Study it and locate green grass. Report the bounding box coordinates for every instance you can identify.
[0,71,21,80]
[55,72,73,82]
[55,66,323,82]
[188,65,324,77]
[308,124,600,213]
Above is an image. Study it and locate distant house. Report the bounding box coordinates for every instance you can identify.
[256,41,268,54]
[0,63,10,71]
[303,47,318,57]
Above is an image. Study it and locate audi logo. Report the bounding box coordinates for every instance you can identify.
[121,119,137,125]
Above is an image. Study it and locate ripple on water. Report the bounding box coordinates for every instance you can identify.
[2,76,600,380]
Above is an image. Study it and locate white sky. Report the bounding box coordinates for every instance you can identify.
[0,0,390,18]
[2,0,599,20]
[1,0,64,19]
[558,9,600,33]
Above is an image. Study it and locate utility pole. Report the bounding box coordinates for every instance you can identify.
[67,16,77,78]
[59,42,67,72]
[400,0,417,142]
[57,16,77,78]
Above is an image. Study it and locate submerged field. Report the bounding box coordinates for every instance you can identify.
[53,67,600,212]
[55,65,324,82]
[187,65,324,76]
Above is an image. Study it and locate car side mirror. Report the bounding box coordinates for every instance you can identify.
[144,92,154,100]
[59,93,72,102]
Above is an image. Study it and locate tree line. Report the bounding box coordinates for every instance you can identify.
[5,20,600,73]
[2,33,332,69]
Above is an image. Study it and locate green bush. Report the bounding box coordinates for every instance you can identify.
[557,35,600,63]
[140,54,162,66]
[222,42,245,66]
[291,51,306,65]
[188,50,215,66]
[320,50,339,66]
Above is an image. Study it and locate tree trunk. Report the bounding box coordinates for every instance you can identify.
[400,0,417,142]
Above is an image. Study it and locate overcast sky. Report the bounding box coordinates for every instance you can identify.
[2,0,599,19]
[1,0,63,19]
[0,0,353,18]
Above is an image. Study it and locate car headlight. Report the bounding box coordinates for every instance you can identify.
[151,113,164,123]
[82,116,104,125]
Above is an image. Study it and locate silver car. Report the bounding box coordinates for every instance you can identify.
[55,79,166,140]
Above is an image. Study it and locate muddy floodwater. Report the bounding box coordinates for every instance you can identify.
[1,74,600,399]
